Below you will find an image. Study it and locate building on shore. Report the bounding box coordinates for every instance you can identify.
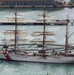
[0,0,66,8]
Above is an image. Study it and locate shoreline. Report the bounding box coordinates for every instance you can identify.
[0,5,74,8]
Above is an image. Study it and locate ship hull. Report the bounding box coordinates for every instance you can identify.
[0,50,74,63]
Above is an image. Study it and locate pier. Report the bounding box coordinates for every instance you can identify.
[0,20,67,26]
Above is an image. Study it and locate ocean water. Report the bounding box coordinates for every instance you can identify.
[0,7,74,75]
[0,60,74,75]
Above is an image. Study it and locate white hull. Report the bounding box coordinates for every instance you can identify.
[0,50,74,63]
[10,55,74,63]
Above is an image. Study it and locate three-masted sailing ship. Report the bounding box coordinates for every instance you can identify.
[0,9,74,63]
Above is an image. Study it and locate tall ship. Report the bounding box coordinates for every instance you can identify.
[0,9,74,63]
[0,0,66,8]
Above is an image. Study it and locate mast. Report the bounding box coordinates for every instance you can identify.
[31,6,55,56]
[42,6,46,56]
[14,11,18,51]
[65,15,69,55]
[2,11,27,50]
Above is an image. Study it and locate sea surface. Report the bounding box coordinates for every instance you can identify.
[0,5,74,75]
